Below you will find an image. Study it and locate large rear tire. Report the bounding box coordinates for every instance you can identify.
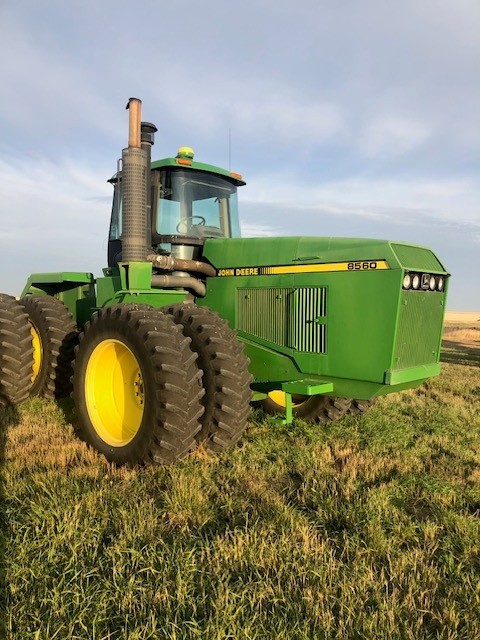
[261,392,352,423]
[0,294,33,406]
[21,295,78,399]
[347,398,377,416]
[72,304,204,465]
[163,303,252,452]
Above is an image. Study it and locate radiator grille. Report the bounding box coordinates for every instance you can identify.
[237,287,327,353]
[394,291,444,369]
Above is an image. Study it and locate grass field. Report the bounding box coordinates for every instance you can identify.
[0,323,479,639]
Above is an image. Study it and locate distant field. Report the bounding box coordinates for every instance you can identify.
[0,320,479,639]
[442,311,479,368]
[445,311,480,324]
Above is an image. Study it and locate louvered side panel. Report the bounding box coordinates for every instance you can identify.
[237,288,293,347]
[237,287,327,353]
[289,287,327,353]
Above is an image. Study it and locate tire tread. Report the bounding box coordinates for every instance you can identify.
[0,294,33,405]
[163,303,253,452]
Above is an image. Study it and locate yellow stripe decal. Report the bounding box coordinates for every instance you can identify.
[217,260,389,277]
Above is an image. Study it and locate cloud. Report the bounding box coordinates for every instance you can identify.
[358,116,433,158]
[0,155,112,295]
[241,222,285,237]
[243,173,480,228]
[0,0,478,310]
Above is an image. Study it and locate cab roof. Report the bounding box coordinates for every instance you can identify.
[151,156,246,187]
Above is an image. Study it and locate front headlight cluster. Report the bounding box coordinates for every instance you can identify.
[402,272,445,292]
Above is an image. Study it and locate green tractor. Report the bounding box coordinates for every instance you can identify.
[5,98,449,464]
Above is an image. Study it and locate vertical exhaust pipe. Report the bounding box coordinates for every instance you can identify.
[128,97,142,148]
[121,97,149,262]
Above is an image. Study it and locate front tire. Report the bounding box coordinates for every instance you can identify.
[0,294,33,406]
[73,304,204,465]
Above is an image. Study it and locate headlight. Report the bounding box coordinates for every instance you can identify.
[403,274,412,289]
[429,276,436,290]
[436,276,444,292]
[412,274,420,290]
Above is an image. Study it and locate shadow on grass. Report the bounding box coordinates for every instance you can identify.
[0,404,20,639]
[441,339,480,367]
[56,396,76,428]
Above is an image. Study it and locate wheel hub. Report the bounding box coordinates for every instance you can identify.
[30,324,42,383]
[85,339,145,447]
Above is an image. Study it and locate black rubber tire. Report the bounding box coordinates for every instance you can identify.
[347,398,377,416]
[0,294,33,406]
[20,295,78,399]
[72,304,204,465]
[261,393,352,424]
[163,303,253,452]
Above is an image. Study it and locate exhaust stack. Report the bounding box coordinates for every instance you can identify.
[121,97,149,262]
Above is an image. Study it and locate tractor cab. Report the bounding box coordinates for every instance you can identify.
[108,146,245,266]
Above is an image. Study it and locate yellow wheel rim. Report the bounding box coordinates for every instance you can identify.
[30,325,42,382]
[267,390,307,409]
[85,339,145,447]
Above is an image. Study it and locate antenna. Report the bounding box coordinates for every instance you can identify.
[228,127,231,171]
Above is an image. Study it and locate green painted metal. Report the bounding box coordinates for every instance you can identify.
[237,286,327,352]
[269,379,334,425]
[281,379,334,395]
[251,391,268,401]
[21,271,94,297]
[202,236,404,269]
[95,266,187,310]
[117,262,153,291]
[392,291,445,369]
[385,363,441,385]
[270,392,294,425]
[199,235,448,400]
[391,243,446,272]
[21,272,96,327]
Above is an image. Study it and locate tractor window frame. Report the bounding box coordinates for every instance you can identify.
[151,168,241,242]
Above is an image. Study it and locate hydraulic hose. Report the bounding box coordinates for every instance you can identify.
[151,274,206,297]
[147,254,216,277]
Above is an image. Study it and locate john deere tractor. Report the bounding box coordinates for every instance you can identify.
[2,98,449,465]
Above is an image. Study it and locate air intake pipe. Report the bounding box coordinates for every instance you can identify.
[141,121,157,251]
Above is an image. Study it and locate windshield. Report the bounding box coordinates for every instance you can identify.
[154,169,241,239]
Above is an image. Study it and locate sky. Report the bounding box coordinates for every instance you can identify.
[0,0,478,310]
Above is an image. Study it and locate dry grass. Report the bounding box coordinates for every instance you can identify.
[0,357,479,639]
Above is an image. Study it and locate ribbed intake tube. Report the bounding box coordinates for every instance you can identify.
[147,254,216,277]
[122,146,149,262]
